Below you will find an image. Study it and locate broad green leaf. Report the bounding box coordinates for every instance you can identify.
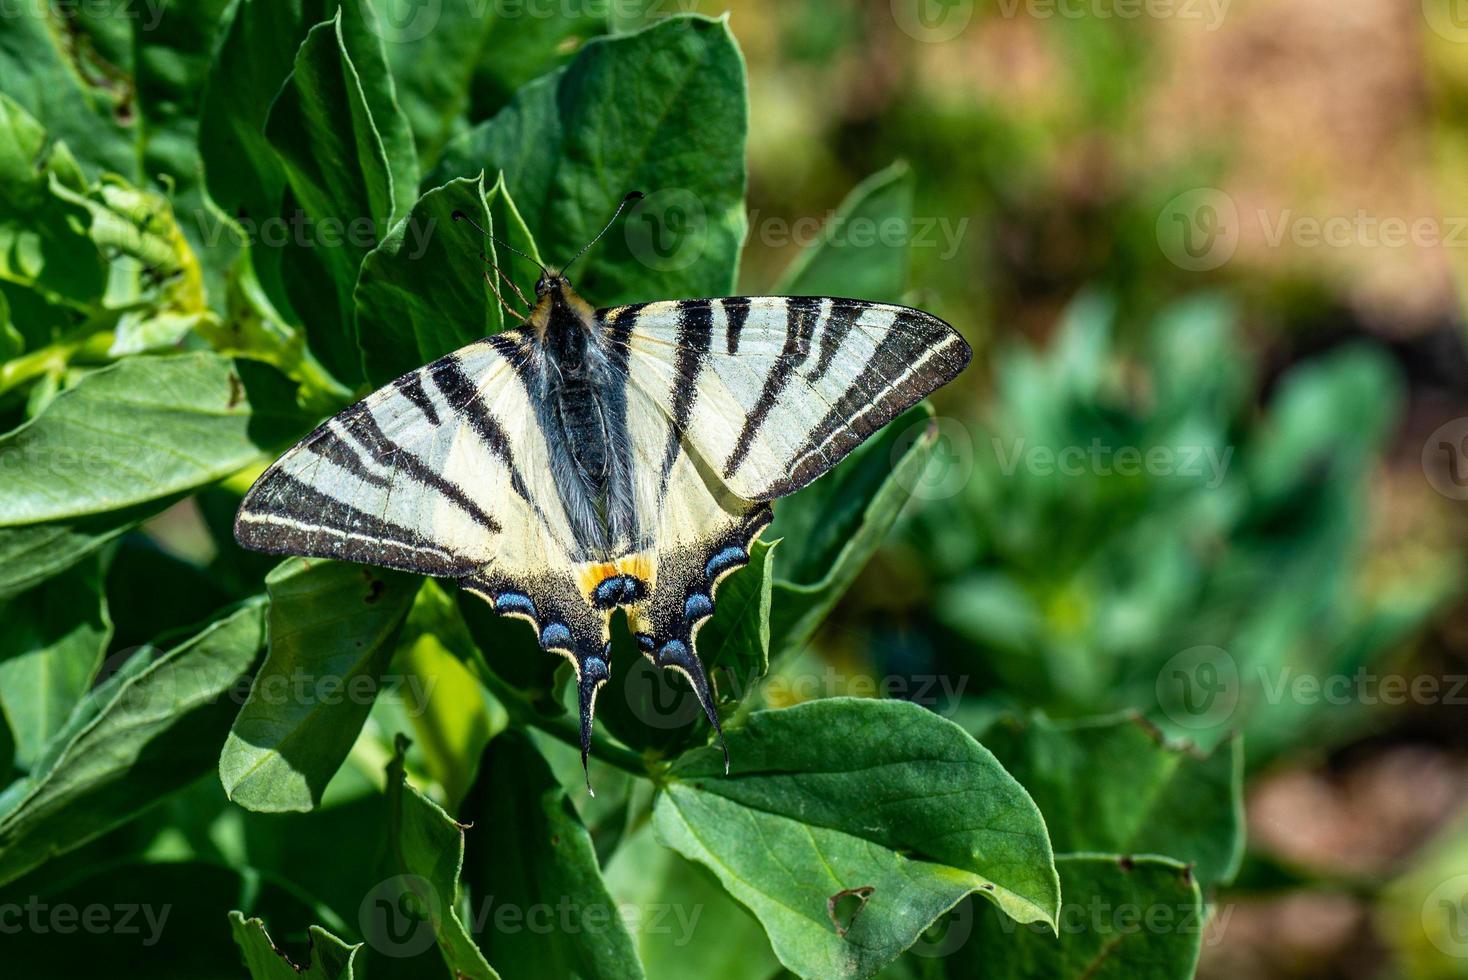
[266,8,420,384]
[775,162,915,304]
[200,0,333,233]
[0,600,267,886]
[393,583,499,810]
[959,855,1205,980]
[430,15,747,306]
[0,353,304,526]
[231,912,361,979]
[0,92,105,306]
[597,538,776,756]
[0,2,134,179]
[370,0,606,168]
[654,699,1060,979]
[605,820,781,980]
[356,174,498,387]
[132,0,237,304]
[221,559,422,813]
[0,497,181,603]
[0,559,112,769]
[462,729,644,979]
[383,737,500,980]
[466,5,607,131]
[769,403,935,658]
[982,713,1244,891]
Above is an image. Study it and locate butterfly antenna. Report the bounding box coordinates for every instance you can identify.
[452,210,546,276]
[561,191,644,274]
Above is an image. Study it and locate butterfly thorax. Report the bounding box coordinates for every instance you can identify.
[524,278,638,557]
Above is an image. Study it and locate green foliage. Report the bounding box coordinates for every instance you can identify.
[0,6,1274,980]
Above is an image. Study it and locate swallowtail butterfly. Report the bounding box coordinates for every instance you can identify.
[234,193,972,781]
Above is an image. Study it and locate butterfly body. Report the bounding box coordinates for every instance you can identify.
[236,271,970,779]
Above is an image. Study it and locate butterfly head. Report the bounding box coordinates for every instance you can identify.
[535,270,569,298]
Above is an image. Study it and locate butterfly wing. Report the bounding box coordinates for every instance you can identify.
[235,333,617,753]
[603,296,970,751]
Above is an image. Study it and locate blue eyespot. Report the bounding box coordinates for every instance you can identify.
[704,546,747,580]
[495,592,537,618]
[636,633,656,653]
[540,622,572,649]
[684,593,714,621]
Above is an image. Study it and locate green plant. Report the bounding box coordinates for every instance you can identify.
[0,5,1242,978]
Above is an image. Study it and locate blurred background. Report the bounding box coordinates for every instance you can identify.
[720,0,1468,976]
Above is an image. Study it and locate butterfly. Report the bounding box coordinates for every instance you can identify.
[234,193,972,781]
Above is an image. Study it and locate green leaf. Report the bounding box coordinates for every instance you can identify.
[0,2,134,179]
[0,600,267,887]
[221,559,422,813]
[131,0,237,304]
[430,15,747,306]
[383,736,500,980]
[462,729,644,979]
[0,353,305,526]
[0,92,105,306]
[0,498,178,602]
[355,174,499,387]
[654,699,1060,979]
[775,162,915,304]
[231,912,361,980]
[769,403,935,658]
[605,821,781,980]
[981,713,1244,891]
[0,559,112,769]
[266,8,420,384]
[370,0,606,168]
[961,855,1205,980]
